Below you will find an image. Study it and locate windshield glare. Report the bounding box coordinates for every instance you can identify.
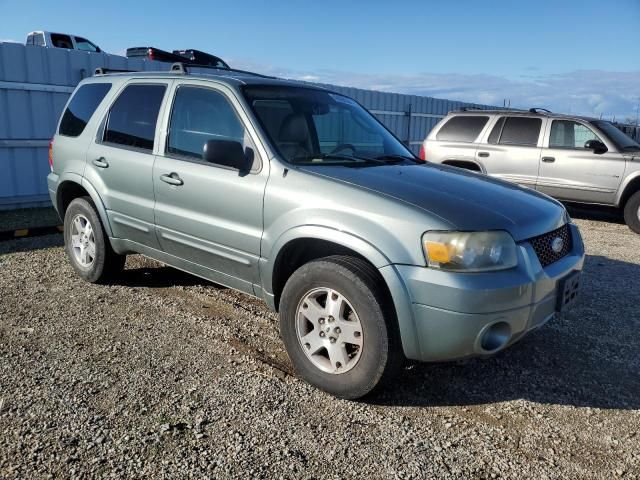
[243,86,415,165]
[591,120,640,151]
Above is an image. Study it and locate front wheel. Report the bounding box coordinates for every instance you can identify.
[63,197,126,283]
[623,191,640,234]
[279,255,401,399]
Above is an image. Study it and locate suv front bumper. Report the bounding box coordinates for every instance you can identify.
[387,223,585,362]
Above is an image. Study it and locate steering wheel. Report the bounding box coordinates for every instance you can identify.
[330,143,356,155]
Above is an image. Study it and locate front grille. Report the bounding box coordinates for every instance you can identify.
[528,224,572,268]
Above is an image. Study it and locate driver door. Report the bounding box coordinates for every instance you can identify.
[537,119,624,204]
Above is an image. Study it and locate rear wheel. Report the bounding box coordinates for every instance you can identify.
[623,191,640,234]
[64,197,126,283]
[279,255,401,399]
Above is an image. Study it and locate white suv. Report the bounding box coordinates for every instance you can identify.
[421,109,640,233]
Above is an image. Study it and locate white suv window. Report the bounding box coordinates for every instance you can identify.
[436,116,489,143]
[549,120,601,149]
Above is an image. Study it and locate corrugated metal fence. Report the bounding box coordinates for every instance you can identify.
[0,42,496,210]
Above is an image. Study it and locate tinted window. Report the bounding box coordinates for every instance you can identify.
[436,116,489,142]
[167,86,249,161]
[59,83,112,137]
[26,34,34,45]
[550,120,600,149]
[50,33,73,49]
[74,37,99,52]
[104,84,166,151]
[498,117,541,146]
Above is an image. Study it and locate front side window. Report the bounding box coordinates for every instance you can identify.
[59,83,112,137]
[167,86,254,165]
[492,116,542,146]
[243,86,415,166]
[436,116,489,142]
[549,120,601,149]
[104,84,166,151]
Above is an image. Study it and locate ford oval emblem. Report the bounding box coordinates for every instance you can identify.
[551,237,564,253]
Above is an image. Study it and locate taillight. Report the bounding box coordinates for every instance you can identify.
[418,144,426,161]
[148,48,155,60]
[48,138,54,171]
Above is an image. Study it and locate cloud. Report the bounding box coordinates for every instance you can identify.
[231,58,640,123]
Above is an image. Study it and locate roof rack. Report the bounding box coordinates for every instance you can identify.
[459,106,482,111]
[170,62,276,79]
[94,67,139,76]
[529,107,552,114]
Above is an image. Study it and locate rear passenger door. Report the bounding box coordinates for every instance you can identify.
[152,81,268,295]
[476,116,545,189]
[84,81,170,249]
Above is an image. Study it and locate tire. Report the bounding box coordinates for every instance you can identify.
[279,255,402,399]
[623,191,640,234]
[63,197,126,283]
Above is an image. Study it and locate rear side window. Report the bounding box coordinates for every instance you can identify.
[104,84,166,151]
[59,83,112,137]
[50,33,73,49]
[493,117,541,146]
[436,116,489,142]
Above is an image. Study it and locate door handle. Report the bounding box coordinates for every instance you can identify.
[478,151,490,158]
[542,156,556,163]
[160,173,184,186]
[92,157,109,168]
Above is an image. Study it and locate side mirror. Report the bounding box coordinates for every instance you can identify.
[584,139,608,154]
[203,139,252,172]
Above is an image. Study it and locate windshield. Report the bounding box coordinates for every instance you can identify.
[242,85,416,166]
[591,120,640,151]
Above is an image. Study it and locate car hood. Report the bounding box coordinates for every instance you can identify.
[298,163,567,241]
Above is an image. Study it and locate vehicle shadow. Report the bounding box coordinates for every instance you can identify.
[564,202,625,225]
[0,233,64,255]
[117,264,216,289]
[374,254,640,410]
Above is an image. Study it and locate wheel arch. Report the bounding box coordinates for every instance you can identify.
[617,173,640,208]
[56,177,113,237]
[263,227,421,361]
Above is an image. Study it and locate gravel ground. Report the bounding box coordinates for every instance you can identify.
[0,217,638,479]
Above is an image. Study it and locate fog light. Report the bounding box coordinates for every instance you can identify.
[480,322,511,352]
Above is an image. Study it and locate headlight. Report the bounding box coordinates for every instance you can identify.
[422,231,518,272]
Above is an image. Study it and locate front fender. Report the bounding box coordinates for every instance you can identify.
[260,224,392,296]
[616,170,640,207]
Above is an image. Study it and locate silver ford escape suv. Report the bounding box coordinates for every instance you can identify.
[48,65,585,399]
[421,108,640,233]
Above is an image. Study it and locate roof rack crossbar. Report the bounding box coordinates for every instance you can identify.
[94,67,139,76]
[529,107,552,114]
[170,62,276,79]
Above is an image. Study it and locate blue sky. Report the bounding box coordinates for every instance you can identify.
[2,0,639,120]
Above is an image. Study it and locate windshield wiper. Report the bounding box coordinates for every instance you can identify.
[290,153,386,165]
[373,154,418,163]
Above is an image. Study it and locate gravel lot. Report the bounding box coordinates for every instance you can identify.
[1,215,639,479]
